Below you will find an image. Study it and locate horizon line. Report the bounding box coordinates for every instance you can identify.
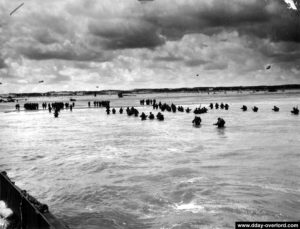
[1,83,300,95]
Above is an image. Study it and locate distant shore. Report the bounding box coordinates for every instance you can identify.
[1,84,300,98]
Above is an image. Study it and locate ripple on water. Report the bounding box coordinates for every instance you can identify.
[0,93,300,228]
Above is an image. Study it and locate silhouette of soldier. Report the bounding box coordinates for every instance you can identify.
[192,116,201,126]
[214,117,225,128]
[140,112,147,120]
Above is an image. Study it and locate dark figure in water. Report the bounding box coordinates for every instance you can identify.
[214,117,225,128]
[106,108,110,115]
[134,108,139,117]
[241,105,247,111]
[70,105,73,111]
[215,103,219,109]
[220,103,224,109]
[119,107,123,114]
[171,103,177,113]
[224,104,229,110]
[186,107,191,113]
[201,107,208,113]
[209,103,213,109]
[291,107,299,115]
[149,112,155,120]
[15,104,20,111]
[156,112,164,121]
[126,107,131,116]
[112,108,116,114]
[166,105,171,112]
[48,104,52,113]
[24,103,39,110]
[140,112,147,120]
[178,106,184,112]
[252,106,258,112]
[54,109,59,118]
[192,116,201,127]
[272,106,279,112]
[88,101,91,108]
[194,107,208,114]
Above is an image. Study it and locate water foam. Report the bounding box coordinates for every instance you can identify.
[174,201,205,213]
[0,201,13,229]
[0,201,12,219]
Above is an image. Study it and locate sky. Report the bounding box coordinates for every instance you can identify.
[0,0,299,93]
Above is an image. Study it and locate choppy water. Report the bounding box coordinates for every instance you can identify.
[0,92,299,229]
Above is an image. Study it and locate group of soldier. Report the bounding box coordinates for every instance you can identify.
[89,101,110,108]
[23,103,39,110]
[141,99,226,128]
[18,101,76,118]
[15,99,299,123]
[105,105,165,121]
[240,105,299,115]
[210,103,229,110]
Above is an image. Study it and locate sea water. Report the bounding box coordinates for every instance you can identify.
[0,92,299,229]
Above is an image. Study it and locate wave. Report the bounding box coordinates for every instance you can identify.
[173,201,205,214]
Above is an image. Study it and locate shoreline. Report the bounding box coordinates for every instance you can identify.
[1,84,300,98]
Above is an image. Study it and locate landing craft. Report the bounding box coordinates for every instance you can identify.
[10,3,24,16]
[38,80,44,83]
[266,65,271,70]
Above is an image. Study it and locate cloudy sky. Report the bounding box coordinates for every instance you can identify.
[0,0,299,93]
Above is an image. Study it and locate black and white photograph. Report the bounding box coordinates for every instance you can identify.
[0,0,299,228]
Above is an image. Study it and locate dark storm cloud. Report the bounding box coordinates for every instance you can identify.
[18,42,109,62]
[151,0,299,43]
[85,0,299,52]
[0,58,7,69]
[204,62,228,70]
[262,45,300,63]
[271,52,300,63]
[34,29,60,45]
[20,46,97,61]
[88,19,165,49]
[154,56,184,62]
[144,0,270,40]
[1,0,300,93]
[185,59,208,67]
[27,12,71,37]
[238,11,300,43]
[8,0,300,61]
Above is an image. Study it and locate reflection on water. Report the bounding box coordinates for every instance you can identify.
[216,127,226,137]
[0,92,299,229]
